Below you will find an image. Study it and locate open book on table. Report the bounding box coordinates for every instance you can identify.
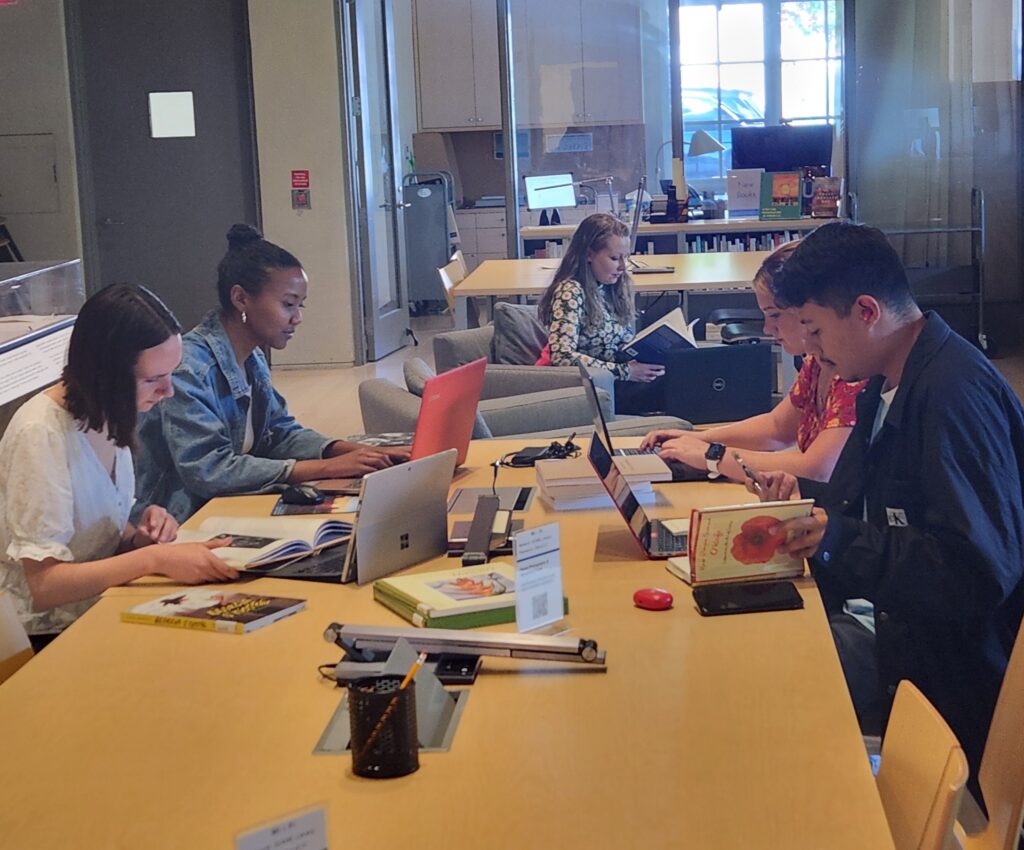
[665,498,814,586]
[175,515,351,569]
[617,307,699,365]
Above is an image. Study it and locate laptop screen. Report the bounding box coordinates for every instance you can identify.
[587,433,651,549]
[577,365,616,453]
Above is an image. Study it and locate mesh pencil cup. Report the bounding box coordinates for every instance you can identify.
[348,675,419,778]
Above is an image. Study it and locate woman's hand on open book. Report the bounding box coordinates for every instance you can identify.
[627,361,665,383]
[152,538,238,584]
[131,505,179,548]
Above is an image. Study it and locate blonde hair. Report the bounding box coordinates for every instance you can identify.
[753,239,801,300]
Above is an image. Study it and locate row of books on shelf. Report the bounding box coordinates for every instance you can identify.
[681,230,805,253]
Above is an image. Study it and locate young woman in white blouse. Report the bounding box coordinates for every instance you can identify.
[0,284,237,648]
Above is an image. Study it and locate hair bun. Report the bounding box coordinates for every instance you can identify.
[226,223,262,250]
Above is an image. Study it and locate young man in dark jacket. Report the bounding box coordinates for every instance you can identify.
[755,221,1024,785]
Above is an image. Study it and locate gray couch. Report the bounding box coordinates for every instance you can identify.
[359,302,691,439]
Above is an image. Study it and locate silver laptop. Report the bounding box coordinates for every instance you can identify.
[586,433,688,559]
[341,449,456,584]
[577,365,705,482]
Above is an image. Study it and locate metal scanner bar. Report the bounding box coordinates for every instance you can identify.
[324,623,605,665]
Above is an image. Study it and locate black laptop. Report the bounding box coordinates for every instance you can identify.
[662,344,773,425]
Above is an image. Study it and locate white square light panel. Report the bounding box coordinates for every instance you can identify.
[148,91,196,138]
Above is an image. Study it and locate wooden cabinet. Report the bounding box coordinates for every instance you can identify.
[414,0,501,130]
[454,209,508,271]
[414,0,643,132]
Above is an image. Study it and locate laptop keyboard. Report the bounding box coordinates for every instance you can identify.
[616,447,653,456]
[652,521,688,554]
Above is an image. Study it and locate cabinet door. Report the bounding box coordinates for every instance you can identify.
[580,1,644,125]
[470,0,501,127]
[518,0,583,126]
[415,0,478,129]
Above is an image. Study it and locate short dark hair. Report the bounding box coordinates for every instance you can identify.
[770,221,916,317]
[216,223,302,311]
[63,284,181,449]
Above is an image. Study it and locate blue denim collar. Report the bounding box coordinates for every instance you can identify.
[192,310,252,400]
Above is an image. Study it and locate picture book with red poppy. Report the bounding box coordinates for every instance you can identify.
[666,498,814,586]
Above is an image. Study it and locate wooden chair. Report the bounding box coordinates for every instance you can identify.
[877,679,968,850]
[450,249,468,280]
[436,255,466,315]
[954,619,1024,850]
[0,591,32,684]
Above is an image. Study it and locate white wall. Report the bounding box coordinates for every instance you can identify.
[248,0,357,366]
[0,0,81,261]
[972,0,1020,82]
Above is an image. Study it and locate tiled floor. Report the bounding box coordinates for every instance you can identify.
[272,314,452,438]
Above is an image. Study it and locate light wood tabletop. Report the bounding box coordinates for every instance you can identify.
[0,439,894,850]
[453,252,771,299]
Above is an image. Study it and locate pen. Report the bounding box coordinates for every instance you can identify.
[359,652,428,757]
[732,451,763,495]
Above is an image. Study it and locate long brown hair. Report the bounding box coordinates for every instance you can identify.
[538,213,635,330]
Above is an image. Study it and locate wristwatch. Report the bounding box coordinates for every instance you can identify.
[704,443,726,479]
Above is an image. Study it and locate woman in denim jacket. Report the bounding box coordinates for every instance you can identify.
[135,225,408,522]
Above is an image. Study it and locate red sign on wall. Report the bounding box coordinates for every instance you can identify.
[291,170,310,189]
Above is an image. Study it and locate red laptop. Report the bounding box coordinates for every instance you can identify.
[410,357,487,467]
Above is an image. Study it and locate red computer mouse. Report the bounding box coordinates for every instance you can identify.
[633,588,674,611]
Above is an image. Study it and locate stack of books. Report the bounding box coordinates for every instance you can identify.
[535,455,655,511]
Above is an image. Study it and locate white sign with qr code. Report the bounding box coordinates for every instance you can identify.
[512,522,564,633]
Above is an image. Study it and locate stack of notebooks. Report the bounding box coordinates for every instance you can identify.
[535,455,655,511]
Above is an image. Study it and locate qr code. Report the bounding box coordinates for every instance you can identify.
[531,594,548,620]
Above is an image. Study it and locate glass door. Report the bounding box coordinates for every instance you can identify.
[340,0,410,361]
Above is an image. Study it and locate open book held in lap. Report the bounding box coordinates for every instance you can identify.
[617,307,699,365]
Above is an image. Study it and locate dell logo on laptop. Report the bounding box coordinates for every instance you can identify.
[712,377,727,392]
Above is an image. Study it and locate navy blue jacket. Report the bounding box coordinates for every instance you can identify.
[802,312,1024,774]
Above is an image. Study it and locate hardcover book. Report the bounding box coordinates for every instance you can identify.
[665,498,814,586]
[810,176,843,218]
[373,562,568,629]
[617,307,699,365]
[758,172,802,221]
[121,589,306,634]
[174,515,351,569]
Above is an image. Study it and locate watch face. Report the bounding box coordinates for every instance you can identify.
[705,442,726,462]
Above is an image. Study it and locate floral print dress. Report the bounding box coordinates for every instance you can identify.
[544,279,633,380]
[788,354,867,452]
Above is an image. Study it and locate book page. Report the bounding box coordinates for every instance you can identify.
[196,515,349,547]
[629,307,699,347]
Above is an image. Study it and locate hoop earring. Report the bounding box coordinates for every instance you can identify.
[241,311,247,324]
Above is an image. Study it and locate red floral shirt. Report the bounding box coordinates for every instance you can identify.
[788,355,867,452]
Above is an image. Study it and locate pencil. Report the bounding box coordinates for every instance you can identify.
[358,652,427,757]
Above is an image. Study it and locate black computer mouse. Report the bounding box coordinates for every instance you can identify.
[281,484,325,506]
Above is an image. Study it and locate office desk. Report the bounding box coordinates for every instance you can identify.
[0,440,894,850]
[452,252,769,328]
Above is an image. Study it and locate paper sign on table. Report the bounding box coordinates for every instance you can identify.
[512,522,564,632]
[236,806,327,850]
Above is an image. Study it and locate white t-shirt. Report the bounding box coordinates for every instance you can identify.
[0,394,134,634]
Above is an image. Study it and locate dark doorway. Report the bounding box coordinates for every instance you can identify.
[66,0,259,329]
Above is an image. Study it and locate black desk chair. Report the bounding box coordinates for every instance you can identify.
[707,307,773,344]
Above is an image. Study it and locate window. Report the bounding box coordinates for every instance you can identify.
[679,0,843,186]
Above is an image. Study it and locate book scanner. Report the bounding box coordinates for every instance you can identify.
[324,623,605,685]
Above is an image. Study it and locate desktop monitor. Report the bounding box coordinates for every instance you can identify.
[731,124,834,174]
[524,173,577,211]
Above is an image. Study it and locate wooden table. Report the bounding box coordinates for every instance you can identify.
[0,440,894,850]
[452,252,771,328]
